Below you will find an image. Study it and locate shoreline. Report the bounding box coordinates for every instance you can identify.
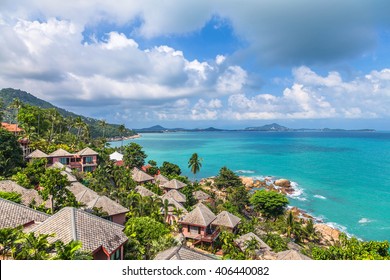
[106,134,141,142]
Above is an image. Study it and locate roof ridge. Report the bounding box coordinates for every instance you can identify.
[71,207,77,241]
[0,197,50,217]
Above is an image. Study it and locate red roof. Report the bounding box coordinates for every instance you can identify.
[1,122,23,133]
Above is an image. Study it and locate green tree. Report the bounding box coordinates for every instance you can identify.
[14,232,54,260]
[98,119,107,138]
[220,231,245,260]
[250,189,289,220]
[0,129,24,177]
[39,168,76,214]
[160,161,181,177]
[8,98,22,132]
[124,217,175,259]
[53,240,93,260]
[12,158,48,188]
[244,237,260,259]
[214,166,242,189]
[0,98,4,122]
[312,234,390,260]
[226,185,249,214]
[118,124,126,146]
[0,191,22,203]
[188,153,202,181]
[123,143,147,169]
[0,227,22,260]
[263,233,288,253]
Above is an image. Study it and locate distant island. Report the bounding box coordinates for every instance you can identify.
[135,123,375,133]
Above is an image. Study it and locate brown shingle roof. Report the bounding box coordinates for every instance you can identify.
[49,162,77,182]
[276,250,311,260]
[26,149,48,158]
[162,179,187,190]
[86,195,128,216]
[193,190,211,201]
[132,168,154,183]
[0,198,49,229]
[180,203,216,227]
[76,147,99,156]
[28,207,128,254]
[0,180,50,208]
[234,232,271,253]
[161,197,188,215]
[49,148,73,157]
[161,189,186,203]
[155,174,169,186]
[211,211,241,229]
[154,245,216,260]
[135,185,156,197]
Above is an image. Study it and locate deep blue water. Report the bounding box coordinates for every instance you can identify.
[110,131,390,241]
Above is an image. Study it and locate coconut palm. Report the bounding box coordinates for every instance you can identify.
[188,153,203,181]
[98,119,107,138]
[118,124,126,147]
[244,237,260,259]
[53,240,93,260]
[14,232,54,260]
[0,227,22,260]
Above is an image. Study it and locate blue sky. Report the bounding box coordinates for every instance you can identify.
[0,0,390,129]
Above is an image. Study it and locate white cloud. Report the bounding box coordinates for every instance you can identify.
[216,66,247,94]
[215,55,226,65]
[101,32,138,50]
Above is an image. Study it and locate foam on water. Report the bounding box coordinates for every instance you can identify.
[287,182,307,201]
[314,194,327,200]
[358,218,372,224]
[235,170,255,174]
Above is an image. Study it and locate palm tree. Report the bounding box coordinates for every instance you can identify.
[14,232,54,260]
[0,227,22,260]
[188,153,203,181]
[161,198,175,224]
[74,117,84,139]
[53,240,93,260]
[118,124,126,147]
[244,237,260,259]
[98,119,107,138]
[8,98,22,134]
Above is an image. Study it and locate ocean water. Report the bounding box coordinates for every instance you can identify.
[110,131,390,242]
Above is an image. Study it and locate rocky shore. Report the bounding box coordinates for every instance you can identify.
[107,134,141,142]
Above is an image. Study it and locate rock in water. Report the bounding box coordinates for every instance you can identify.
[274,179,291,188]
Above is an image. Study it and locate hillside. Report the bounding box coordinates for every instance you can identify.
[0,88,136,138]
[245,123,290,131]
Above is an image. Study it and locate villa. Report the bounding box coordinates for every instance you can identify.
[132,167,154,184]
[161,189,187,204]
[162,179,187,193]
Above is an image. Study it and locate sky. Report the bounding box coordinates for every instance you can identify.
[1,0,390,129]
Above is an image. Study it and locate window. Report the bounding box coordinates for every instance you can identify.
[84,156,93,164]
[110,248,121,260]
[59,157,69,165]
[83,166,94,172]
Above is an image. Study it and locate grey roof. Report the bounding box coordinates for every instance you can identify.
[234,232,271,253]
[49,148,73,157]
[0,180,50,208]
[193,190,211,201]
[132,168,154,183]
[135,185,156,197]
[161,189,187,203]
[76,147,99,156]
[49,162,77,182]
[28,207,128,254]
[26,149,48,158]
[162,179,187,190]
[68,183,128,216]
[276,250,312,260]
[211,211,241,229]
[161,197,188,215]
[86,195,129,216]
[180,203,216,227]
[155,174,169,186]
[154,245,216,260]
[0,198,49,229]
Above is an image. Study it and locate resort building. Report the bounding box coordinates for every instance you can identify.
[109,151,124,166]
[234,232,272,258]
[0,198,50,230]
[161,189,187,204]
[155,174,169,187]
[154,245,217,260]
[26,147,99,172]
[160,197,188,225]
[132,167,154,184]
[276,249,312,260]
[1,122,32,157]
[28,207,128,260]
[193,190,212,203]
[67,182,129,225]
[211,211,241,233]
[162,179,187,193]
[0,180,50,208]
[135,185,157,197]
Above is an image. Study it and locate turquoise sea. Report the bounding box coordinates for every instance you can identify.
[110,131,390,242]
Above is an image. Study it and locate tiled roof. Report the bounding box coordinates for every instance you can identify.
[1,122,23,133]
[276,250,311,260]
[109,151,123,161]
[161,197,188,215]
[234,232,271,253]
[193,190,210,201]
[26,149,48,158]
[49,148,73,157]
[86,195,128,216]
[180,203,216,227]
[49,162,77,182]
[0,180,50,208]
[135,185,156,197]
[132,168,154,183]
[154,245,217,260]
[76,147,99,156]
[162,179,187,190]
[161,189,186,203]
[211,211,241,229]
[68,182,128,216]
[155,174,169,186]
[28,207,128,254]
[0,198,49,229]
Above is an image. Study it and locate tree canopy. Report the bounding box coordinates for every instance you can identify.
[123,142,147,169]
[160,161,181,177]
[214,166,243,189]
[188,153,202,180]
[0,128,24,177]
[250,189,289,220]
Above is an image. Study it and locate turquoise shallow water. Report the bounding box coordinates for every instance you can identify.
[110,131,390,241]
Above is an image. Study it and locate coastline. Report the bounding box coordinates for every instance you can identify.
[106,134,141,142]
